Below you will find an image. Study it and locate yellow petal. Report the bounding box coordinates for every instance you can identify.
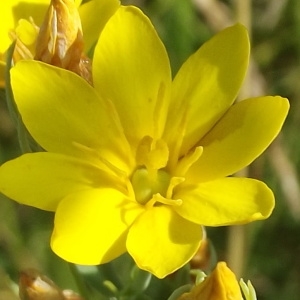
[174,177,274,226]
[93,6,171,147]
[187,96,289,183]
[12,19,38,62]
[0,152,114,211]
[51,188,144,264]
[79,0,120,52]
[15,19,38,46]
[127,206,202,278]
[0,0,49,54]
[11,61,133,172]
[164,24,250,156]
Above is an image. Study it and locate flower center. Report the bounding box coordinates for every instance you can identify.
[130,135,203,207]
[131,135,170,205]
[131,167,171,205]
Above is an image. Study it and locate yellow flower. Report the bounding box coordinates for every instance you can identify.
[0,6,289,278]
[176,262,256,300]
[0,0,119,87]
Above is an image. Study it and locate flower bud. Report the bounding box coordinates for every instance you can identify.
[11,18,39,63]
[19,269,65,300]
[35,0,92,83]
[177,262,242,300]
[19,269,84,300]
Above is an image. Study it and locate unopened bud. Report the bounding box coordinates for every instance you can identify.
[19,269,64,300]
[177,262,242,300]
[11,18,39,63]
[19,269,84,300]
[35,0,92,84]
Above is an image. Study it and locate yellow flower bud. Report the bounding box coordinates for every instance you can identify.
[12,18,39,62]
[35,0,92,83]
[177,262,242,300]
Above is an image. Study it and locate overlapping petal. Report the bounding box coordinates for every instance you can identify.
[11,61,134,172]
[126,206,202,278]
[174,177,274,226]
[79,0,120,52]
[164,24,250,156]
[93,6,172,147]
[51,188,144,264]
[186,96,289,183]
[0,152,116,211]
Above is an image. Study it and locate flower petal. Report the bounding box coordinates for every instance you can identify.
[51,188,144,264]
[174,177,275,226]
[0,152,115,211]
[11,61,133,172]
[79,0,119,52]
[127,206,202,278]
[93,6,172,146]
[164,24,249,156]
[0,0,49,54]
[186,96,289,183]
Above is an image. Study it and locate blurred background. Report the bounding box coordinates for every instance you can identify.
[1,0,300,299]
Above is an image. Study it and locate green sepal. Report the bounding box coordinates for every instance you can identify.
[70,264,119,299]
[167,284,193,300]
[5,43,43,153]
[120,265,152,298]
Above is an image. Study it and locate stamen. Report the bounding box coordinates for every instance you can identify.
[146,193,182,209]
[166,176,185,199]
[175,146,203,176]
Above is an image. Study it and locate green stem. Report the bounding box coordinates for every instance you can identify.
[69,263,92,300]
[97,262,123,290]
